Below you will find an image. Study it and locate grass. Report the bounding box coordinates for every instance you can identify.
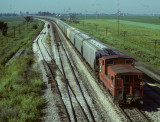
[77,15,160,25]
[67,17,160,72]
[0,17,44,121]
[0,49,44,121]
[107,19,160,30]
[45,33,51,45]
[0,17,43,65]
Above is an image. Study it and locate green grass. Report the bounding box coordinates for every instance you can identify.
[67,17,160,72]
[77,15,160,25]
[45,34,51,45]
[0,17,44,121]
[0,51,44,121]
[107,19,160,30]
[0,17,43,65]
[118,16,160,25]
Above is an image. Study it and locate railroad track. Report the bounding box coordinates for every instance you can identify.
[37,21,95,122]
[52,22,95,122]
[98,83,151,122]
[118,105,151,122]
[35,31,70,121]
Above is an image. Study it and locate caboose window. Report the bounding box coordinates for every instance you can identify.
[102,60,104,65]
[106,59,114,65]
[126,59,133,64]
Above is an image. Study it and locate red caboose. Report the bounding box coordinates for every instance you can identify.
[99,55,143,104]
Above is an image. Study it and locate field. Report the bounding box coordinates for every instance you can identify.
[107,20,160,30]
[77,15,160,25]
[67,16,160,72]
[0,17,42,65]
[0,17,44,121]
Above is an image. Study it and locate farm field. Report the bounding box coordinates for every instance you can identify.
[77,16,160,25]
[107,19,160,30]
[67,16,160,72]
[0,17,44,121]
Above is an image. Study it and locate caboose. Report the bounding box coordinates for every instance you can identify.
[99,55,143,104]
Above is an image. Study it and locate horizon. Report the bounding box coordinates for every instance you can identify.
[0,0,160,15]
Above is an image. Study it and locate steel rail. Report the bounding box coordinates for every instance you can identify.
[35,34,70,122]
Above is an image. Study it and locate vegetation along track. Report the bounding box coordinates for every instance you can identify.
[35,32,70,121]
[52,21,95,122]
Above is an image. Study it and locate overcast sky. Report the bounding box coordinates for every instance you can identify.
[0,0,160,14]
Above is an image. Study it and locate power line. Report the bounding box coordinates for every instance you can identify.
[117,10,120,35]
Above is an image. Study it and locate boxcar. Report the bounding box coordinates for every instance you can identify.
[83,39,100,69]
[75,33,91,54]
[64,23,70,35]
[67,27,75,39]
[70,29,81,45]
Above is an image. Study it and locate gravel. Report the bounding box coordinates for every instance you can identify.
[32,20,66,122]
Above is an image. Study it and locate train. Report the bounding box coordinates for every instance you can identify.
[45,17,143,104]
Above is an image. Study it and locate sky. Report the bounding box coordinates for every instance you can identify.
[0,0,160,14]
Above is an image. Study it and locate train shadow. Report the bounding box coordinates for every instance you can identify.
[137,85,160,112]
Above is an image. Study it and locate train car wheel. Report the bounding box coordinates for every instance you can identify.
[105,86,108,92]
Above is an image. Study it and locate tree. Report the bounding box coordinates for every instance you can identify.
[69,13,77,21]
[0,21,8,36]
[69,13,79,23]
[24,16,33,27]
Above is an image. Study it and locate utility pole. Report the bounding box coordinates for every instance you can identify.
[117,10,120,35]
[151,40,160,56]
[95,24,98,32]
[13,26,15,38]
[23,21,25,30]
[96,10,98,24]
[85,10,88,21]
[121,31,128,41]
[19,24,21,34]
[105,26,110,36]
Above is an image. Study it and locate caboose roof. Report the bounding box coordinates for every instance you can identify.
[108,65,142,75]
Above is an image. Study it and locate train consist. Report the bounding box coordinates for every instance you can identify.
[47,17,143,104]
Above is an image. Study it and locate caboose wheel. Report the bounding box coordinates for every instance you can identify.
[113,98,118,105]
[105,86,108,92]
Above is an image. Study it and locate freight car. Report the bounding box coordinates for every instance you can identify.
[47,17,143,104]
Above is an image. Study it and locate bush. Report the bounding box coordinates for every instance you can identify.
[0,51,44,121]
[32,24,38,29]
